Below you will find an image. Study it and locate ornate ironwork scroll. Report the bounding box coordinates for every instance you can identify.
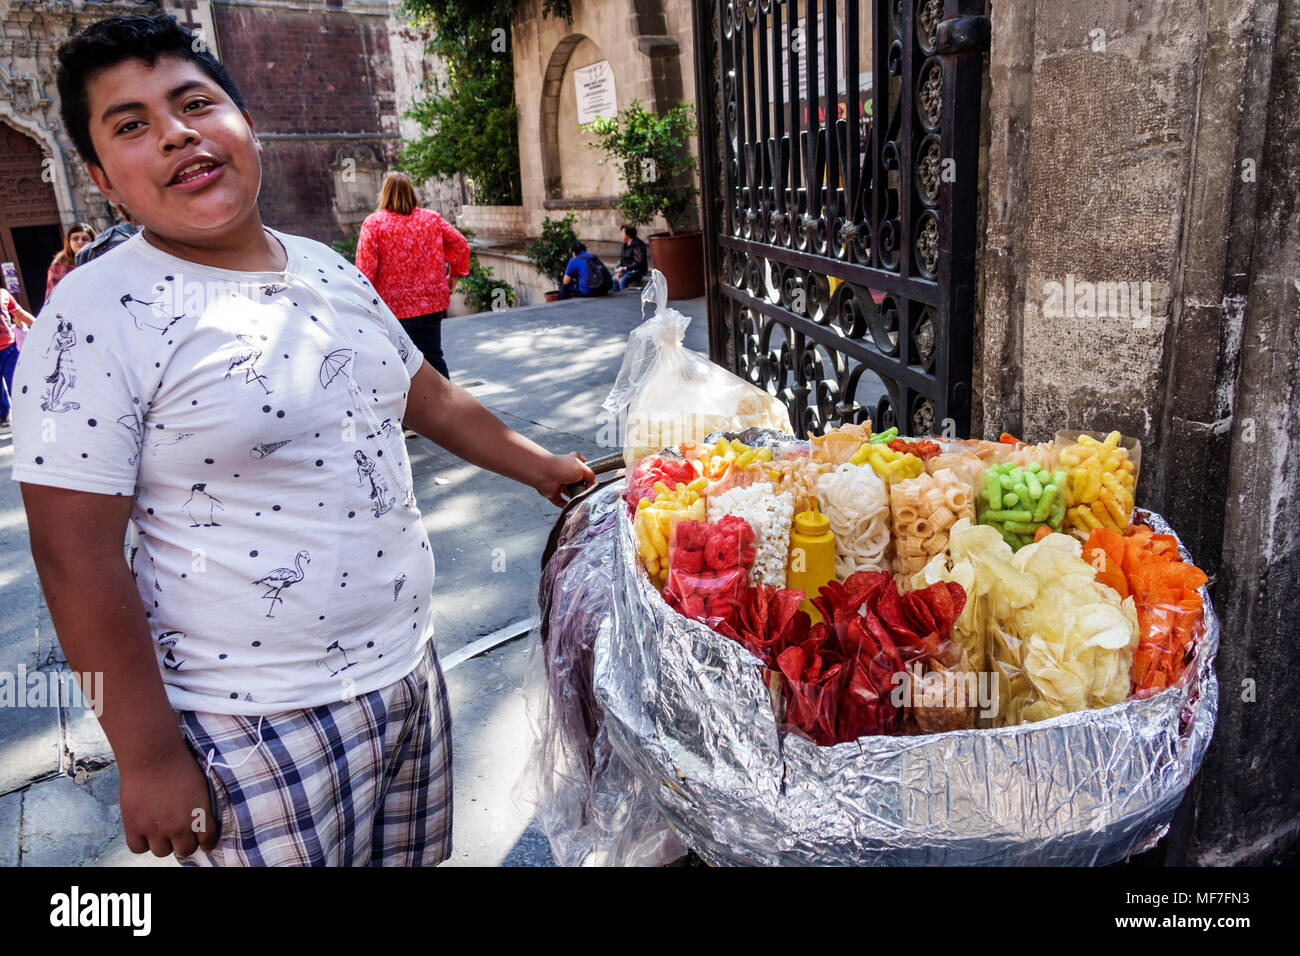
[693,0,989,437]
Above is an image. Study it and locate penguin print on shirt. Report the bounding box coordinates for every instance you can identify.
[183,483,224,527]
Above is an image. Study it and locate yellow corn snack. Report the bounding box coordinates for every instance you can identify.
[632,480,707,590]
[849,443,925,485]
[1057,430,1137,538]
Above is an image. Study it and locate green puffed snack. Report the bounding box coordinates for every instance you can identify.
[977,462,1066,549]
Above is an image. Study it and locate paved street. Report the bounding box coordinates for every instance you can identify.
[0,289,707,867]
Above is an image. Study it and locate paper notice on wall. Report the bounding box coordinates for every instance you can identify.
[574,60,618,126]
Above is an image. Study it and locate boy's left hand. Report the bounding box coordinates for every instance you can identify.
[534,452,596,506]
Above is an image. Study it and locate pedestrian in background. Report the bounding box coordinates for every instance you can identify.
[612,224,648,291]
[356,172,470,381]
[0,287,36,427]
[76,207,139,266]
[45,222,97,302]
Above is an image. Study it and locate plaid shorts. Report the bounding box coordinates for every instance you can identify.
[174,641,452,866]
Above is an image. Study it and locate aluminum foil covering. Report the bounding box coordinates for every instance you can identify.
[586,497,1219,866]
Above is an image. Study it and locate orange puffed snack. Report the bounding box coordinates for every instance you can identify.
[1083,525,1208,697]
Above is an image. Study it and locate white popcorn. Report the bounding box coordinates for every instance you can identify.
[707,481,795,588]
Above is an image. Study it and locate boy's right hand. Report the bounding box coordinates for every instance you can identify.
[119,744,220,858]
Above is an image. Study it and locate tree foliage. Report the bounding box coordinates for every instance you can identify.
[584,101,699,234]
[399,0,522,205]
[526,213,579,287]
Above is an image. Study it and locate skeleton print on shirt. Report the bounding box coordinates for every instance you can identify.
[354,449,394,517]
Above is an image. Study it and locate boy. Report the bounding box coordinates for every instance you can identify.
[10,14,593,866]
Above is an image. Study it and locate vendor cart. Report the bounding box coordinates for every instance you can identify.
[524,450,1219,867]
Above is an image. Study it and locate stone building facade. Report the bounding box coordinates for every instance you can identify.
[0,0,458,310]
[510,0,699,246]
[972,0,1299,866]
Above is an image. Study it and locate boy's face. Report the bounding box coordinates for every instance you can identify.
[83,54,262,245]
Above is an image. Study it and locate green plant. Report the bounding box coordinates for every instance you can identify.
[332,230,360,262]
[526,213,579,288]
[399,1,522,206]
[457,255,516,313]
[584,100,699,234]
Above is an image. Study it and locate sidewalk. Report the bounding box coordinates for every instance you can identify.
[0,289,707,867]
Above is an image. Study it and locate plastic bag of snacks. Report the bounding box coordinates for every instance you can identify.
[602,271,791,467]
[632,475,707,590]
[976,461,1068,549]
[1054,429,1140,538]
[890,468,975,577]
[662,516,757,629]
[1082,526,1208,697]
[815,462,892,577]
[707,481,795,588]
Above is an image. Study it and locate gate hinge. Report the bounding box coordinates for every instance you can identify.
[936,16,991,55]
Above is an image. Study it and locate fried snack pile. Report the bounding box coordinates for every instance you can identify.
[1059,431,1137,537]
[1083,526,1207,696]
[911,519,1138,726]
[891,468,974,576]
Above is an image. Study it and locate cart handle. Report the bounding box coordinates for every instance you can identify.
[564,452,626,501]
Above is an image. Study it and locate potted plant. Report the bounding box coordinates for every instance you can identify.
[585,100,703,299]
[526,212,579,301]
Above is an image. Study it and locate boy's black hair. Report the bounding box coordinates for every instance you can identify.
[569,241,586,255]
[621,225,637,239]
[57,14,247,168]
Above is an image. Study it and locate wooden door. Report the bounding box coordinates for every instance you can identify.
[0,123,63,312]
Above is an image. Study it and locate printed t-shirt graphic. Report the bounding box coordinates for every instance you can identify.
[9,229,435,715]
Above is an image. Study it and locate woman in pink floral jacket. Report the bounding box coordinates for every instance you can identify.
[356,172,470,380]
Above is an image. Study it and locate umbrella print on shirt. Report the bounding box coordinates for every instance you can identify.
[157,631,186,670]
[119,292,185,336]
[354,449,395,517]
[225,334,272,394]
[40,319,80,412]
[252,549,310,618]
[317,640,358,678]
[393,572,407,601]
[260,283,289,297]
[319,349,352,389]
[183,483,224,527]
[250,439,292,459]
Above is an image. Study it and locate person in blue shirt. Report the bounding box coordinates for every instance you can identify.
[559,241,612,299]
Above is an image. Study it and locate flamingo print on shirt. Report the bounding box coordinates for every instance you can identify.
[252,549,310,618]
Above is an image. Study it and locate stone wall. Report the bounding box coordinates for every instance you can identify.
[511,0,699,246]
[979,0,1299,864]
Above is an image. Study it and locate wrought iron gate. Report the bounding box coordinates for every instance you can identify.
[693,0,989,438]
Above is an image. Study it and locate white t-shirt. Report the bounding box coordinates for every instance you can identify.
[9,228,436,715]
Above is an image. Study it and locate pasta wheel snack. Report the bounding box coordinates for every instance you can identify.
[890,468,974,576]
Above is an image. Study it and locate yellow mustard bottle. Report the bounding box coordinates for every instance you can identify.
[787,501,836,624]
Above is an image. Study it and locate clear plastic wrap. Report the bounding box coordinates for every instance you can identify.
[1055,429,1141,539]
[601,272,791,468]
[663,516,756,628]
